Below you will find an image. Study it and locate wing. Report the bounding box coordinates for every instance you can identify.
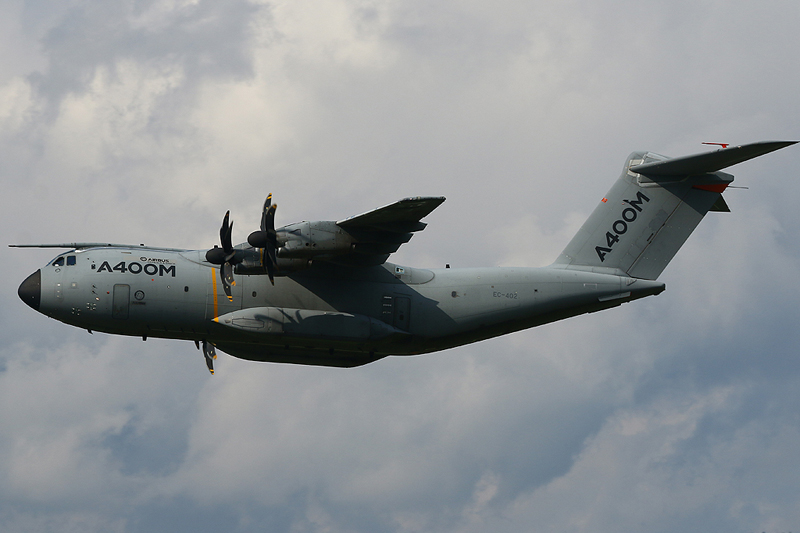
[337,196,446,232]
[334,196,445,265]
[9,243,189,251]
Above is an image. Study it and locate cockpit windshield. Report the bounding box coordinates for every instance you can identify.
[49,255,76,267]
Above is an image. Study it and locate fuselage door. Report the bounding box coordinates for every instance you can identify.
[393,296,410,331]
[112,284,130,319]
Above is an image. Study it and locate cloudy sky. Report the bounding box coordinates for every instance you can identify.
[2,1,800,531]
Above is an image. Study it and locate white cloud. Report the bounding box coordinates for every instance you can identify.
[0,77,39,134]
[43,60,186,175]
[3,0,800,531]
[468,383,800,533]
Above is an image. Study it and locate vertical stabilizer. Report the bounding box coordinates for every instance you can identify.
[553,141,796,280]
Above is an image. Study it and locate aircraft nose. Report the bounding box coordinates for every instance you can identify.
[18,269,41,311]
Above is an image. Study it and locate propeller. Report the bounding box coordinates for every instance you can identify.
[206,194,279,298]
[247,193,279,285]
[195,339,217,374]
[205,210,240,300]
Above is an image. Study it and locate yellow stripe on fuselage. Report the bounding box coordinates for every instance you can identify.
[212,268,218,318]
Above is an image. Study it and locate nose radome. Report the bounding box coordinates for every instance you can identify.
[18,269,41,311]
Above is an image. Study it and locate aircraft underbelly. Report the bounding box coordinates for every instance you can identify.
[213,341,387,367]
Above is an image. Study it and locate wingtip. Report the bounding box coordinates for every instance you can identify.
[749,140,798,148]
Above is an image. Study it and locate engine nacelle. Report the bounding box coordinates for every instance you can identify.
[234,246,311,276]
[277,221,354,259]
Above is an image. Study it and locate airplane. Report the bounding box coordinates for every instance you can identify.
[13,141,797,374]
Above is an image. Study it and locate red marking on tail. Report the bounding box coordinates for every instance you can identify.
[702,142,730,149]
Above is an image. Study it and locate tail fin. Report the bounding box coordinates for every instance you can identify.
[553,141,797,280]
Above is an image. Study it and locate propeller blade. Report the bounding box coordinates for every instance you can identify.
[208,211,236,263]
[265,240,277,285]
[266,204,277,243]
[260,194,272,232]
[221,262,234,300]
[249,200,277,247]
[265,254,275,285]
[221,211,233,253]
[248,194,279,283]
[202,340,216,374]
[264,232,277,264]
[206,209,245,295]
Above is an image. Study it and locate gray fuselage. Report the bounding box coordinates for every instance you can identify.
[20,246,664,367]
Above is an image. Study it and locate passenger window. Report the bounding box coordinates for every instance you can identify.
[53,257,65,267]
[66,256,76,266]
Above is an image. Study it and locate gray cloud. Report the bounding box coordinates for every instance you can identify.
[2,0,800,531]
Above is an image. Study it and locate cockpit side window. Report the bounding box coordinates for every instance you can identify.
[52,257,65,267]
[66,255,76,266]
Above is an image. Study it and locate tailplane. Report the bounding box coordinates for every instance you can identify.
[553,141,796,280]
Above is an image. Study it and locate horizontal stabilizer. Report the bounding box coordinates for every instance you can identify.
[630,141,797,177]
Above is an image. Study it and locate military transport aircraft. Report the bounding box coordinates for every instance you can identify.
[13,141,797,373]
